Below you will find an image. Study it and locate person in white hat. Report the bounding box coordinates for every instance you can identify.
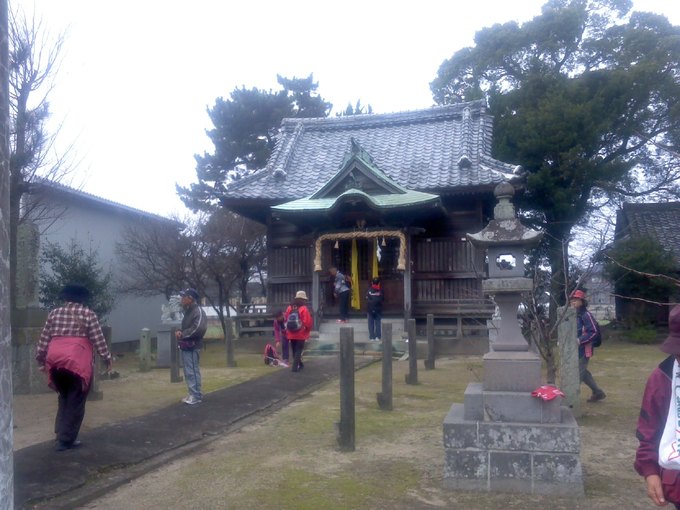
[284,291,313,372]
[635,305,680,508]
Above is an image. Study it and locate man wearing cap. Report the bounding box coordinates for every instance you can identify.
[635,306,680,509]
[285,291,313,372]
[36,283,113,451]
[570,289,606,402]
[175,288,208,404]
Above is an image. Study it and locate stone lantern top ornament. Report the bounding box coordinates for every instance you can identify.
[466,182,542,248]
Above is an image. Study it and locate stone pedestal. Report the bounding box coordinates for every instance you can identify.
[445,181,583,496]
[443,348,584,496]
[11,308,50,395]
[156,322,180,368]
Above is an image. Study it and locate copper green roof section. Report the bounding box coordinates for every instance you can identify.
[272,188,440,213]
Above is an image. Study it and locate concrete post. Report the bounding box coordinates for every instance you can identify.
[0,0,13,504]
[139,328,151,372]
[336,327,355,451]
[170,326,183,383]
[424,314,435,370]
[558,306,581,417]
[376,323,393,410]
[88,326,111,401]
[405,318,418,385]
[225,317,237,368]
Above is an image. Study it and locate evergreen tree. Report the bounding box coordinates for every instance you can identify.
[179,74,331,211]
[431,0,680,325]
[39,240,115,319]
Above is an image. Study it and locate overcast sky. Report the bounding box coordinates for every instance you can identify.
[14,0,680,217]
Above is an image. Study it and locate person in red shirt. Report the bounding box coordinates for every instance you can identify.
[36,284,112,451]
[635,305,680,508]
[284,291,313,372]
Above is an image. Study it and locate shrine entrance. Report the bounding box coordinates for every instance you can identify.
[316,233,405,316]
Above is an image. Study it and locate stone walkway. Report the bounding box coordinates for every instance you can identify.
[14,356,371,509]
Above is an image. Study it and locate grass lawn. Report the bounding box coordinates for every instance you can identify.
[81,338,665,510]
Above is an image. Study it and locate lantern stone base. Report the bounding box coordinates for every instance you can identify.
[443,349,584,496]
[443,404,584,496]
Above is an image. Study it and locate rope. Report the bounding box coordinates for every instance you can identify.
[313,230,406,271]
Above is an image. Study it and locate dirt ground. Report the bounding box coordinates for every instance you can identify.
[41,339,662,510]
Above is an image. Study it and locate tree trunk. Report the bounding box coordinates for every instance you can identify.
[0,0,15,505]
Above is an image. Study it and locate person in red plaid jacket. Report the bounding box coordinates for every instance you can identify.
[36,284,112,451]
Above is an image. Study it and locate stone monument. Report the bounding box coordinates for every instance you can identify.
[11,222,49,394]
[157,295,182,368]
[442,182,584,495]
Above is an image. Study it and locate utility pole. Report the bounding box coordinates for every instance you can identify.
[0,0,14,506]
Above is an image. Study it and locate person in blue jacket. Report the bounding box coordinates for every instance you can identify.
[570,289,606,402]
[366,277,384,341]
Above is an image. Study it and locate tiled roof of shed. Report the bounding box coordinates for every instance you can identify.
[221,101,521,202]
[617,202,680,261]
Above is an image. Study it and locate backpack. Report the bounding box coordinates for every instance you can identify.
[285,306,303,332]
[592,318,603,348]
[345,273,353,289]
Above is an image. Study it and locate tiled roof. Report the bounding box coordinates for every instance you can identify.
[617,202,680,261]
[221,101,521,202]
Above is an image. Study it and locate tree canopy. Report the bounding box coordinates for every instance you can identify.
[178,74,331,211]
[431,0,680,318]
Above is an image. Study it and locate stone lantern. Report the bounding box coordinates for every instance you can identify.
[442,182,583,496]
[467,181,541,352]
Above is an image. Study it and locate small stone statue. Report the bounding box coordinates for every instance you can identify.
[161,295,183,322]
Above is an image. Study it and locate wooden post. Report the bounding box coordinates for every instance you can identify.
[139,327,151,372]
[424,314,435,370]
[225,317,237,368]
[336,327,355,451]
[405,318,418,385]
[376,323,393,410]
[88,326,111,401]
[456,303,463,338]
[170,326,183,383]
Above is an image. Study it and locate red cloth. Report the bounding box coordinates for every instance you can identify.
[635,356,680,503]
[46,336,94,393]
[531,385,565,401]
[284,304,313,341]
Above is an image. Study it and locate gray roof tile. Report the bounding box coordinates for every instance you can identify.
[618,202,680,262]
[221,100,520,202]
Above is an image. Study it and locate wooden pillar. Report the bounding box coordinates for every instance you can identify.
[139,328,151,372]
[312,269,320,330]
[405,318,418,385]
[336,327,355,451]
[376,323,393,410]
[403,232,412,330]
[424,314,435,370]
[225,317,236,368]
[170,326,183,383]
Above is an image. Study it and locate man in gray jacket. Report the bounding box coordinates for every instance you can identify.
[175,288,207,405]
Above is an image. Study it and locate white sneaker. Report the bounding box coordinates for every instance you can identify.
[181,395,191,403]
[185,395,202,405]
[369,338,375,342]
